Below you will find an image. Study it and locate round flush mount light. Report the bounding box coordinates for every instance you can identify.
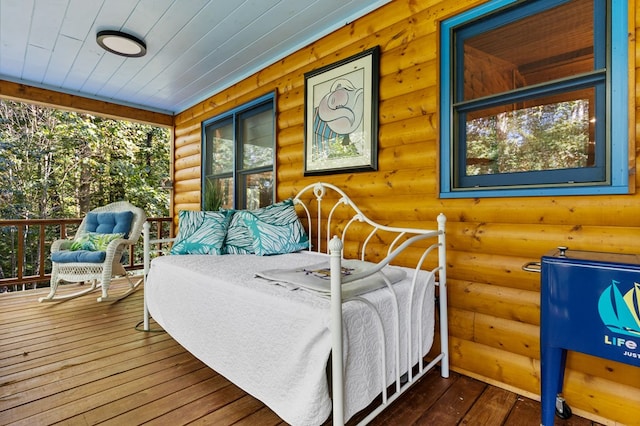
[96,30,146,57]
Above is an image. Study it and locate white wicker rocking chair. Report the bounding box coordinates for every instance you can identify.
[39,201,146,303]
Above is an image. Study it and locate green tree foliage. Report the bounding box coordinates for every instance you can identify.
[0,99,170,218]
[0,99,170,286]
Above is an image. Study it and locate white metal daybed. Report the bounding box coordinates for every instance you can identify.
[142,182,448,425]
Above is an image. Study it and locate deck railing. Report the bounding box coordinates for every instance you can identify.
[0,217,173,292]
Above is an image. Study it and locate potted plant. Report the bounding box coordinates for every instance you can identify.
[203,178,223,211]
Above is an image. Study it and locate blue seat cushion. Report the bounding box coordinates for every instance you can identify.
[52,250,107,263]
[85,211,133,237]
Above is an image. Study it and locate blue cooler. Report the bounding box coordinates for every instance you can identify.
[539,247,640,425]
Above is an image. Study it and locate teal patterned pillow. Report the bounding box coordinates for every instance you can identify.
[223,200,298,254]
[242,201,309,256]
[222,210,255,254]
[171,210,232,255]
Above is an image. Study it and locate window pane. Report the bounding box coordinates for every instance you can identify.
[243,172,273,210]
[464,88,594,177]
[463,0,594,101]
[241,109,273,169]
[206,121,234,174]
[440,0,627,197]
[203,177,233,210]
[202,94,275,209]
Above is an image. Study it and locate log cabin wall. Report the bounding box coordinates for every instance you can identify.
[173,0,640,424]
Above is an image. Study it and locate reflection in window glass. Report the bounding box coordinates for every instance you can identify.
[241,108,274,170]
[207,121,233,175]
[462,0,594,102]
[243,171,274,210]
[465,91,593,176]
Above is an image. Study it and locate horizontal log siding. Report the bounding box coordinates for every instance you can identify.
[172,0,640,424]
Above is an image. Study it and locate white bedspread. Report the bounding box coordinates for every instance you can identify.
[145,251,435,425]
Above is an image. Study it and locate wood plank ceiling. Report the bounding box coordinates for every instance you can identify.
[0,0,390,115]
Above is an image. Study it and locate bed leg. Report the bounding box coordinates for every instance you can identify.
[437,213,449,378]
[329,236,344,425]
[143,222,151,331]
[439,286,449,378]
[143,294,150,331]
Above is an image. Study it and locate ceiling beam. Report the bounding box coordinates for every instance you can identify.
[0,80,173,127]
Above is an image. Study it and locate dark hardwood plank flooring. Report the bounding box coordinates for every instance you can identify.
[0,279,603,425]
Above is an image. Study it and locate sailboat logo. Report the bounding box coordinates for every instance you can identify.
[597,281,640,337]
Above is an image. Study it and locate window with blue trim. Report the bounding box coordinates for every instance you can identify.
[202,93,275,209]
[440,0,628,198]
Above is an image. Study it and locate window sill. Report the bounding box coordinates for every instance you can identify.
[440,184,630,198]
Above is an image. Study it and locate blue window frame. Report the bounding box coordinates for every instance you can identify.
[202,93,275,209]
[440,0,628,198]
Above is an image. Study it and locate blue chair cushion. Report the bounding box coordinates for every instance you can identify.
[85,211,133,237]
[51,250,107,263]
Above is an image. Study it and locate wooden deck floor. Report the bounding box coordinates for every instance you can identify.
[0,278,602,426]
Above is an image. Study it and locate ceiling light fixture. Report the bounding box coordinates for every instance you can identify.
[96,30,146,58]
